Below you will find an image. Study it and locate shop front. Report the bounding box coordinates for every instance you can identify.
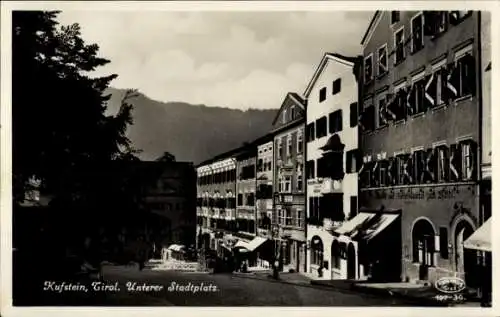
[333,210,402,282]
[464,218,491,305]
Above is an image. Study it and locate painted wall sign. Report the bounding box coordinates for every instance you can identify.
[362,185,473,201]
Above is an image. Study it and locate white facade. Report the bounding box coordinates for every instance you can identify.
[304,54,360,280]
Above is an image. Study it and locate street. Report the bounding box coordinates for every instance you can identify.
[65,265,415,306]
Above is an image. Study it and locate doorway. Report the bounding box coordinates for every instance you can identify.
[347,243,356,280]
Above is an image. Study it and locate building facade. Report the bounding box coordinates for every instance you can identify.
[271,93,307,272]
[236,147,257,238]
[196,154,238,254]
[304,53,361,280]
[354,11,482,285]
[141,162,197,249]
[256,135,274,239]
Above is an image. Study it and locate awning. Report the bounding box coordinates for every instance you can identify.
[246,237,269,252]
[234,240,250,249]
[464,218,491,252]
[334,212,400,242]
[167,244,185,252]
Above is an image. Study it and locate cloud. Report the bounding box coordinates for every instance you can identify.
[56,11,373,110]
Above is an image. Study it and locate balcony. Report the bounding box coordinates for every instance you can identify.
[212,207,221,219]
[224,208,236,220]
[321,178,343,194]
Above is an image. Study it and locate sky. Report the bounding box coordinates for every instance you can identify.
[57,11,373,110]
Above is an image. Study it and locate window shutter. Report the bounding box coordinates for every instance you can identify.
[406,86,415,116]
[467,140,478,180]
[446,62,459,98]
[449,144,462,181]
[424,73,437,108]
[404,155,414,184]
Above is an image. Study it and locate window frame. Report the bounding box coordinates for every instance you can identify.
[391,11,400,25]
[319,87,327,102]
[349,102,358,127]
[297,129,304,154]
[393,26,405,65]
[377,43,388,77]
[410,11,425,54]
[364,53,374,83]
[332,78,342,95]
[329,109,343,134]
[315,116,328,139]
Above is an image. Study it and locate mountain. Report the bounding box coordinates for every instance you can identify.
[104,88,278,165]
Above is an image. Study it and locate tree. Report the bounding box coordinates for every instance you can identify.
[12,11,148,253]
[12,11,140,203]
[156,151,176,162]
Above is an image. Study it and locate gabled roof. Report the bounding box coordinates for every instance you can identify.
[271,92,306,126]
[361,11,382,46]
[303,52,358,98]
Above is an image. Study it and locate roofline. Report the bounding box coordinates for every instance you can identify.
[303,52,357,98]
[270,117,305,135]
[361,11,381,46]
[271,92,306,126]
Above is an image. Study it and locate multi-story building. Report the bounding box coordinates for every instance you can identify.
[196,151,238,254]
[463,11,491,302]
[235,145,257,238]
[347,11,482,285]
[255,134,275,268]
[255,134,275,239]
[271,92,307,272]
[139,161,197,249]
[304,53,361,280]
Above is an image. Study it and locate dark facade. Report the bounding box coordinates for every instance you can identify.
[358,11,482,285]
[271,93,307,272]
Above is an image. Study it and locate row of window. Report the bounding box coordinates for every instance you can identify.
[276,131,304,161]
[365,11,472,83]
[257,157,272,172]
[308,193,346,224]
[198,170,236,185]
[197,197,237,209]
[360,141,477,189]
[305,149,360,180]
[277,172,303,193]
[277,207,304,228]
[361,51,476,132]
[318,78,342,103]
[306,104,358,143]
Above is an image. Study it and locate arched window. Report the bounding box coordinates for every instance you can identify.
[310,236,324,266]
[412,219,436,266]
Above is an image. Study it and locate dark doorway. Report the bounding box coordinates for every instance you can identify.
[455,221,477,288]
[412,219,435,281]
[347,243,356,280]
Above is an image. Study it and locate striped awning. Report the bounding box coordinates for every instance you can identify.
[464,218,491,252]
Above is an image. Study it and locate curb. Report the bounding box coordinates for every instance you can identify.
[230,273,400,299]
[349,284,447,306]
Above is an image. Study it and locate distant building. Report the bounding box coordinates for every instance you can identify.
[303,53,361,280]
[271,92,307,273]
[356,11,482,285]
[137,161,197,249]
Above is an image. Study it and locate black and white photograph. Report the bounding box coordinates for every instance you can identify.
[0,1,497,314]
